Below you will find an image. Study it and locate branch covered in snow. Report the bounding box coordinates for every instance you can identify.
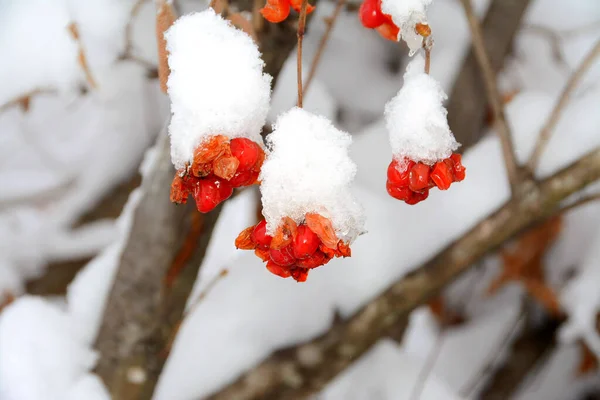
[211,147,600,400]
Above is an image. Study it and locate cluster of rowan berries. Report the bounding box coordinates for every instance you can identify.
[170,135,265,213]
[260,0,315,23]
[235,214,351,282]
[386,154,466,205]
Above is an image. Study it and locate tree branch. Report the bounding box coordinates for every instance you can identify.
[459,0,522,192]
[527,38,600,171]
[296,0,309,107]
[447,0,531,150]
[210,147,600,400]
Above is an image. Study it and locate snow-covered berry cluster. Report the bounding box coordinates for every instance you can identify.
[384,55,465,205]
[236,214,351,282]
[359,0,431,52]
[235,108,365,282]
[165,10,271,212]
[170,136,265,212]
[260,0,315,23]
[386,155,465,204]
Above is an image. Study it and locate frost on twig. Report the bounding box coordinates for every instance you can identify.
[165,9,272,170]
[385,55,459,165]
[380,0,432,53]
[260,107,365,243]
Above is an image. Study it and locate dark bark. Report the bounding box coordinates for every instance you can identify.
[447,0,532,148]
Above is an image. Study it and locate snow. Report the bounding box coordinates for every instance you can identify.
[380,0,432,52]
[165,10,272,170]
[559,227,600,358]
[259,107,365,242]
[385,55,459,165]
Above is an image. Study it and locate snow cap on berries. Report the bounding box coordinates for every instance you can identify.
[385,55,459,165]
[380,0,432,53]
[165,10,272,169]
[260,108,365,243]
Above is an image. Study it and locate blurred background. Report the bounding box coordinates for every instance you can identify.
[0,0,599,399]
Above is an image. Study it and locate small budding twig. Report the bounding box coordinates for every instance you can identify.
[296,0,310,107]
[527,38,600,172]
[303,0,347,95]
[460,0,521,193]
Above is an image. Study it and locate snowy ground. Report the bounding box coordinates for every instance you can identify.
[0,0,599,399]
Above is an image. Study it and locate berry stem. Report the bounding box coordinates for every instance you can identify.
[296,0,310,107]
[303,0,347,95]
[423,36,433,75]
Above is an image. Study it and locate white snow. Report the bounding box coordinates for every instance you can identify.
[559,227,600,358]
[385,55,459,165]
[259,107,365,242]
[165,10,272,170]
[380,0,432,52]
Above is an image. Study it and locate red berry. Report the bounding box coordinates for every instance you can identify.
[293,225,320,259]
[215,177,233,201]
[193,178,220,213]
[290,268,308,282]
[359,0,387,28]
[266,261,291,278]
[387,159,413,186]
[450,153,466,181]
[260,0,291,23]
[251,220,273,249]
[430,161,453,190]
[170,172,191,204]
[229,170,253,187]
[409,162,430,191]
[386,181,412,201]
[230,138,261,171]
[376,20,400,41]
[269,245,296,267]
[406,189,429,205]
[297,250,328,269]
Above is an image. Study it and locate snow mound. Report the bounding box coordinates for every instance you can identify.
[385,55,459,165]
[166,10,272,169]
[260,107,365,243]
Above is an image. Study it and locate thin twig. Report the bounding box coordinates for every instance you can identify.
[156,0,177,93]
[459,306,526,397]
[409,328,445,400]
[556,192,600,216]
[251,0,265,33]
[67,23,98,89]
[460,0,521,192]
[527,39,600,171]
[423,36,433,75]
[303,0,346,95]
[296,0,310,107]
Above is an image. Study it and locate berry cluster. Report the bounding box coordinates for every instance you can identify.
[170,135,265,213]
[386,154,466,205]
[235,213,351,282]
[260,0,315,23]
[358,0,431,42]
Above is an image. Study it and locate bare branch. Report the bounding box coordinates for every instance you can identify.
[210,147,600,400]
[556,192,600,216]
[156,0,177,93]
[527,39,600,171]
[459,0,521,192]
[303,0,346,95]
[296,0,310,107]
[447,0,532,150]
